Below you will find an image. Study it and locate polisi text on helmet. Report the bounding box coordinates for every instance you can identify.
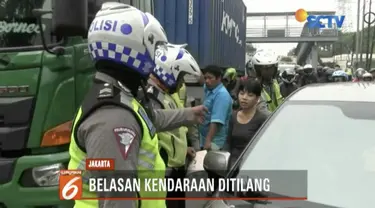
[89,19,118,32]
[89,19,133,35]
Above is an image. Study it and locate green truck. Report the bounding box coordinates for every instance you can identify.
[0,0,154,207]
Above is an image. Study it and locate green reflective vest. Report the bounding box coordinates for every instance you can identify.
[345,68,352,76]
[170,92,189,148]
[68,81,166,208]
[147,85,187,168]
[171,92,184,108]
[261,79,283,112]
[176,83,187,107]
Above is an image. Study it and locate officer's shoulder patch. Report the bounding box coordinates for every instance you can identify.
[98,83,113,98]
[137,107,156,137]
[113,127,136,159]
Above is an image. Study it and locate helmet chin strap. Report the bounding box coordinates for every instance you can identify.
[139,79,155,122]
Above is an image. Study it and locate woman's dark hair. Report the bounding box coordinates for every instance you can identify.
[238,79,262,96]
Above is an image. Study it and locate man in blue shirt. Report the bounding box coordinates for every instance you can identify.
[199,65,233,150]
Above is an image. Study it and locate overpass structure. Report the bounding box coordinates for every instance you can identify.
[246,11,339,67]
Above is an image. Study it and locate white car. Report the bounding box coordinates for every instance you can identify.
[203,82,375,208]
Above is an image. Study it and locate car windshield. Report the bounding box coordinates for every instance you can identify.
[237,102,375,208]
[0,0,54,48]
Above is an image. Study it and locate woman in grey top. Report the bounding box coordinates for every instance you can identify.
[224,79,268,169]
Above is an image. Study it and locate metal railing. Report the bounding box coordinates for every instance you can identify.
[246,11,339,39]
[246,27,339,38]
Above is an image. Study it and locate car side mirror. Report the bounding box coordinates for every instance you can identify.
[203,151,230,177]
[32,9,65,56]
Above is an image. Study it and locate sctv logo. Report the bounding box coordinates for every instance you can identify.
[295,8,345,29]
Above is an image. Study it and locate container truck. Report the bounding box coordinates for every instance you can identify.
[154,0,247,84]
[0,0,154,207]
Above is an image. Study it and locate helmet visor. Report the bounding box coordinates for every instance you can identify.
[286,75,295,81]
[304,68,313,74]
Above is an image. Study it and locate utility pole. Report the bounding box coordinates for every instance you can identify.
[356,0,361,66]
[370,24,375,68]
[360,0,367,66]
[352,34,356,65]
[366,0,372,69]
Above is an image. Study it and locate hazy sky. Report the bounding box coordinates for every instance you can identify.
[243,0,368,55]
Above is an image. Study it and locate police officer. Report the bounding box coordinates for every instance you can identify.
[370,68,375,78]
[68,3,206,208]
[279,68,298,97]
[246,59,257,79]
[166,43,189,108]
[299,64,318,86]
[353,68,366,82]
[223,67,240,109]
[363,72,373,81]
[223,68,238,94]
[143,43,201,208]
[344,67,353,81]
[251,51,283,114]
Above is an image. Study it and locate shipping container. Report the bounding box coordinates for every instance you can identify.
[154,0,247,80]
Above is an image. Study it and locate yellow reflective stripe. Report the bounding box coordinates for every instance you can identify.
[138,148,156,169]
[138,158,154,169]
[139,149,156,160]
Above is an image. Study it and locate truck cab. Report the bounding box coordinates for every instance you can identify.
[0,0,153,207]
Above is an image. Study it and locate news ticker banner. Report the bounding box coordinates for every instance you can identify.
[59,159,307,200]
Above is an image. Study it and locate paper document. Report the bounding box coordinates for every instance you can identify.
[186,150,207,175]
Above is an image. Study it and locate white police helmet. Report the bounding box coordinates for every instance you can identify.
[363,72,373,80]
[88,2,168,77]
[303,64,313,69]
[153,43,201,90]
[251,51,278,66]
